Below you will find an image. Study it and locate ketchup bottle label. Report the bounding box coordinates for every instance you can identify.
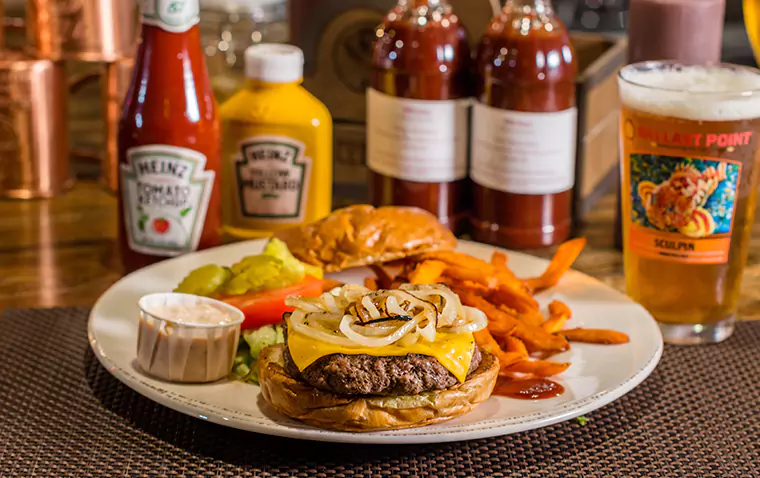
[366,88,469,183]
[141,0,200,33]
[470,104,577,194]
[232,136,312,222]
[121,145,215,257]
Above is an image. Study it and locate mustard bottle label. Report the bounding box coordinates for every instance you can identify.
[233,135,312,222]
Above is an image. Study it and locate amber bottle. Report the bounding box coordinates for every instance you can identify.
[471,0,577,249]
[367,0,472,233]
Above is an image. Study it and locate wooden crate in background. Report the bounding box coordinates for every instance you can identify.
[572,33,627,223]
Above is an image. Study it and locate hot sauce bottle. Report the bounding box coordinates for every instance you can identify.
[118,0,221,273]
[471,0,577,249]
[368,0,472,234]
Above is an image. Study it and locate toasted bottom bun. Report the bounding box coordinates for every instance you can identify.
[258,344,499,432]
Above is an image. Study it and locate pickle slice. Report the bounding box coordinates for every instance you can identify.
[173,264,232,297]
[173,238,323,298]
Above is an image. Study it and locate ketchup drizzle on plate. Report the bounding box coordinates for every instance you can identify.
[494,378,565,400]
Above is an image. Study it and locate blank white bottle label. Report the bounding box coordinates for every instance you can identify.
[366,88,469,183]
[470,103,577,195]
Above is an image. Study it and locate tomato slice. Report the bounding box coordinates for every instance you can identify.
[219,275,324,330]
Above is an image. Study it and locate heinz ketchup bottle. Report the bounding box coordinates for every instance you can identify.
[367,0,472,234]
[118,0,222,273]
[471,0,577,249]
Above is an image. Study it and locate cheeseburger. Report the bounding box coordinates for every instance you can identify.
[258,283,499,432]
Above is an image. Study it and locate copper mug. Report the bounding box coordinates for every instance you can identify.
[0,53,71,199]
[26,0,138,62]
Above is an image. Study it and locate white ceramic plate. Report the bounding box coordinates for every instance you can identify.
[89,239,663,444]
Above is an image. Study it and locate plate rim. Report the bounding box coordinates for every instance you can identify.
[88,239,664,445]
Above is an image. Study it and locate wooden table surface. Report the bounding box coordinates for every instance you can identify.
[2,180,760,319]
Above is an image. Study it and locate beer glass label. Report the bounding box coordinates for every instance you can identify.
[142,0,201,33]
[233,136,312,222]
[628,153,741,264]
[470,103,577,195]
[366,88,470,183]
[121,145,214,257]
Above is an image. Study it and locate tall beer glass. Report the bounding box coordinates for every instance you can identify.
[618,62,760,344]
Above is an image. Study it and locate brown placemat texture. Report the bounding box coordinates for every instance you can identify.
[0,308,759,478]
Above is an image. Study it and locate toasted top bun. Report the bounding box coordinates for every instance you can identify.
[274,205,457,272]
[258,344,499,432]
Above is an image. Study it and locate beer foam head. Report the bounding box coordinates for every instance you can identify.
[619,63,760,121]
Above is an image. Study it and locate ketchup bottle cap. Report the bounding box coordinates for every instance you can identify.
[245,43,304,83]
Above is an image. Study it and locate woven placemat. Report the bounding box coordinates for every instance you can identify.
[0,308,758,477]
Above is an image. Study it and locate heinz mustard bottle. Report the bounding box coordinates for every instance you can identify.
[220,44,333,240]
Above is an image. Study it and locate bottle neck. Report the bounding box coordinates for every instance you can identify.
[245,79,303,90]
[505,0,553,14]
[141,0,201,34]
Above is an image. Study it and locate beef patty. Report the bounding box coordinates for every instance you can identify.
[282,324,482,396]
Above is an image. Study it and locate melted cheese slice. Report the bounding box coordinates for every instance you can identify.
[286,320,476,383]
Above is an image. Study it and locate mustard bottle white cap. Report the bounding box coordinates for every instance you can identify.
[245,43,304,83]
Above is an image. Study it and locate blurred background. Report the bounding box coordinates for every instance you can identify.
[0,0,754,206]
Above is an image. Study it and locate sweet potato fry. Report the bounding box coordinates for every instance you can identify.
[495,303,534,322]
[444,265,499,289]
[504,336,528,357]
[440,276,490,295]
[542,300,572,334]
[491,251,531,294]
[418,250,531,295]
[369,264,394,289]
[473,328,500,351]
[549,300,572,318]
[459,291,569,353]
[415,251,500,289]
[517,309,547,328]
[559,328,630,345]
[502,359,571,377]
[408,260,447,285]
[474,329,523,368]
[417,250,493,271]
[487,285,539,314]
[524,237,587,293]
[455,290,517,337]
[322,279,344,292]
[493,352,527,369]
[388,241,625,384]
[364,277,378,290]
[491,251,508,268]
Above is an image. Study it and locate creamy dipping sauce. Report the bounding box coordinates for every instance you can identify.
[148,303,235,326]
[136,293,243,383]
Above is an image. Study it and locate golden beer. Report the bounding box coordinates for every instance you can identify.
[618,62,760,344]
